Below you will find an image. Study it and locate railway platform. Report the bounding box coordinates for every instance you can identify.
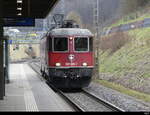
[0,64,73,112]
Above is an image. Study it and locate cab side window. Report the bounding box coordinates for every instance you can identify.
[89,37,93,51]
[47,36,52,51]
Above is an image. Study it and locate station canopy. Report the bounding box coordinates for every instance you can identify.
[3,0,59,18]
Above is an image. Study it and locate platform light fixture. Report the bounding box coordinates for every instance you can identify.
[17,7,22,10]
[17,0,23,16]
[17,0,23,4]
[17,13,22,16]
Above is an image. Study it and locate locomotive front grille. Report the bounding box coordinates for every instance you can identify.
[64,69,80,79]
[49,68,93,79]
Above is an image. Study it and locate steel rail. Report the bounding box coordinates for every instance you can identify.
[82,89,125,112]
[47,83,85,112]
[57,90,85,112]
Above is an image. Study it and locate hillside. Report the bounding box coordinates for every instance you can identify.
[98,5,150,101]
[109,3,150,28]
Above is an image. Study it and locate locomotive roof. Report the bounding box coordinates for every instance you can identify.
[50,28,93,36]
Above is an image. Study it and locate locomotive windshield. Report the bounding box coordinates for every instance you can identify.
[75,37,88,51]
[53,37,68,52]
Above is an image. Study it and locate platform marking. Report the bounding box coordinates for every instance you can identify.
[20,64,39,112]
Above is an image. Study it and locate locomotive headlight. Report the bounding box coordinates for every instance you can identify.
[82,63,88,66]
[70,37,73,40]
[56,63,61,67]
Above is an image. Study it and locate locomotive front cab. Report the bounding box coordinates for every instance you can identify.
[47,28,94,89]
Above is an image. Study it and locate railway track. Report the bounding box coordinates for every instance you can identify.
[47,83,85,112]
[81,89,125,112]
[47,83,125,112]
[59,89,125,112]
[29,62,125,112]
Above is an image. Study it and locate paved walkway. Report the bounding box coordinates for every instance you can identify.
[0,64,73,112]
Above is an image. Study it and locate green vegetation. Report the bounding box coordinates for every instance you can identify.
[110,14,150,28]
[98,5,150,95]
[99,28,150,78]
[94,0,150,100]
[96,80,150,102]
[109,3,150,28]
[129,27,150,40]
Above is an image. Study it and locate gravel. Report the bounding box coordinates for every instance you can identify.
[84,82,150,112]
[65,92,112,112]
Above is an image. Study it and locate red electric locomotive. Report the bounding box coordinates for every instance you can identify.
[40,18,94,89]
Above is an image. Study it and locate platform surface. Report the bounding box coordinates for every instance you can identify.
[0,64,73,112]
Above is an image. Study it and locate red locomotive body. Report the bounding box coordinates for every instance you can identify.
[40,28,94,89]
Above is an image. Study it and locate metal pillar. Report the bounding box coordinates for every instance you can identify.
[0,0,4,100]
[4,36,9,83]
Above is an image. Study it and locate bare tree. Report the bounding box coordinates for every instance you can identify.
[120,0,149,15]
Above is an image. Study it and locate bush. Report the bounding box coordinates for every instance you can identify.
[100,32,130,53]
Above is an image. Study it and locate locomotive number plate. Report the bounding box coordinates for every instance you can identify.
[65,63,78,66]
